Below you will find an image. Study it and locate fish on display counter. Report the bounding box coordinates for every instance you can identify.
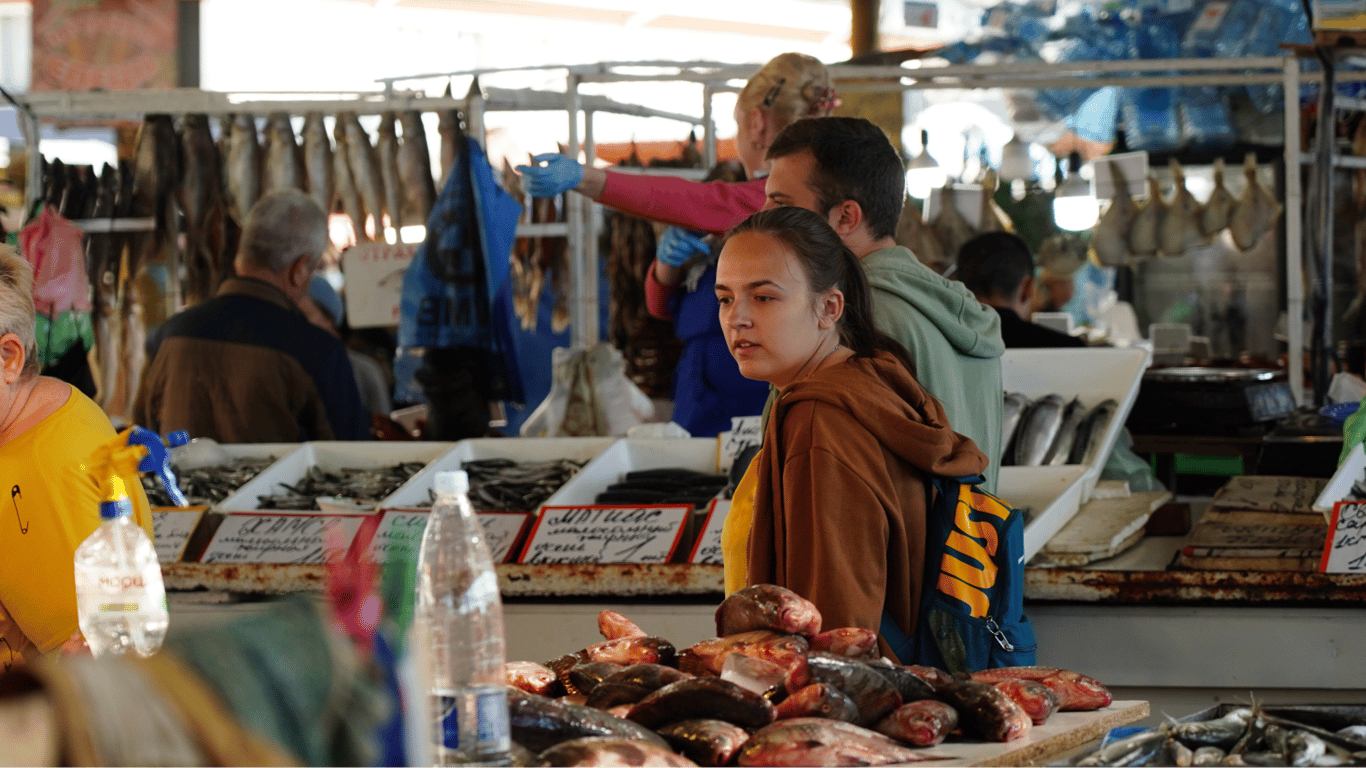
[255,461,426,510]
[1012,392,1066,467]
[1229,152,1283,251]
[1042,396,1087,466]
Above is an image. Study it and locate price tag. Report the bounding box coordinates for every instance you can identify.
[152,507,206,563]
[1321,501,1366,572]
[719,416,763,472]
[361,510,530,564]
[199,513,367,564]
[341,243,416,328]
[689,499,730,565]
[517,505,691,564]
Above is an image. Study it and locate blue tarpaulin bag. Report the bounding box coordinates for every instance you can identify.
[881,474,1037,673]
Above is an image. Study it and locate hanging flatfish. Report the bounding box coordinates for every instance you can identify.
[930,182,975,268]
[1200,157,1236,239]
[397,110,437,226]
[1128,175,1164,259]
[1043,397,1087,466]
[332,116,368,242]
[1159,158,1206,256]
[301,112,334,217]
[376,111,404,234]
[1091,161,1137,267]
[262,112,306,194]
[1229,153,1283,251]
[1014,393,1066,467]
[1069,398,1118,465]
[895,196,949,273]
[977,168,1011,233]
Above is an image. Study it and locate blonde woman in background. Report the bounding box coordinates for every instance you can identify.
[0,245,154,666]
[517,52,839,437]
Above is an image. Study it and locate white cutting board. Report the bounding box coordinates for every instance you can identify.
[1041,490,1173,555]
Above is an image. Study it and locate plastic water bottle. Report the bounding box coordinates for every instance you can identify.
[73,496,169,657]
[413,470,511,766]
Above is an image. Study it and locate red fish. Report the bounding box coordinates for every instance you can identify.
[504,660,558,695]
[993,678,1061,724]
[716,584,822,637]
[971,666,1113,711]
[598,609,646,640]
[937,678,1032,742]
[874,699,959,747]
[736,718,937,766]
[679,630,809,677]
[809,627,879,660]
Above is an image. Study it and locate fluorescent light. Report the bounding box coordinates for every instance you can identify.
[1053,152,1099,232]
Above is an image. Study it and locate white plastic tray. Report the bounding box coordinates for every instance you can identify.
[379,437,617,511]
[215,441,454,512]
[542,438,721,507]
[999,465,1090,562]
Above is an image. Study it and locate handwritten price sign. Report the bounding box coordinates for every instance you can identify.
[342,243,416,328]
[689,499,730,565]
[1322,501,1366,573]
[199,513,367,565]
[152,507,206,563]
[518,505,690,564]
[362,510,530,564]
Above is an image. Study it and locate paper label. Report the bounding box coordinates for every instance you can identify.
[1322,501,1366,572]
[689,499,730,565]
[152,506,206,563]
[718,416,762,471]
[903,2,938,29]
[517,505,691,564]
[199,513,367,564]
[341,243,416,328]
[1091,152,1149,201]
[363,510,530,564]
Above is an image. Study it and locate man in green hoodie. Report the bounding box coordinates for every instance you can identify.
[762,117,1005,491]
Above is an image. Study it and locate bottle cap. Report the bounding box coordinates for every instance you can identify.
[433,470,469,497]
[99,498,133,520]
[166,430,191,448]
[126,426,187,507]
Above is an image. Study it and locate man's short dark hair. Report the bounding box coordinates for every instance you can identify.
[955,231,1035,300]
[766,117,904,240]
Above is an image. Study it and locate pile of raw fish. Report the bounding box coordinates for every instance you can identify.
[1002,392,1118,467]
[1072,704,1366,766]
[442,457,587,512]
[141,455,278,507]
[502,584,1113,766]
[255,461,426,510]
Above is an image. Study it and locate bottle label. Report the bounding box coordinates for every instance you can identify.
[439,687,509,753]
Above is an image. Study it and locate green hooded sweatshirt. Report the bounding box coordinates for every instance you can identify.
[862,244,1005,492]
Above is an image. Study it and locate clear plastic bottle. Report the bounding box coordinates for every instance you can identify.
[73,495,169,657]
[413,470,511,766]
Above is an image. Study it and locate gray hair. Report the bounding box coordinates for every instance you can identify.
[238,190,330,273]
[0,245,39,379]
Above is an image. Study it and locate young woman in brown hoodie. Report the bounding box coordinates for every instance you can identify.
[715,206,988,662]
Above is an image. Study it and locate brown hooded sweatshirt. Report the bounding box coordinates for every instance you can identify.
[746,350,988,662]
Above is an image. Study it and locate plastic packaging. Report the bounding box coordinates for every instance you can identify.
[1119,9,1183,152]
[413,470,511,766]
[73,428,179,658]
[165,430,231,471]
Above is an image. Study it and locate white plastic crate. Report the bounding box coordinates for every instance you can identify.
[542,438,721,507]
[380,437,617,511]
[998,465,1089,562]
[216,441,454,512]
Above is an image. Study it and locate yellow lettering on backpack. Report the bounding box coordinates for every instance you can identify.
[937,571,990,617]
[934,486,1006,619]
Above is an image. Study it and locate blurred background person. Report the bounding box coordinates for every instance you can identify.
[956,231,1085,349]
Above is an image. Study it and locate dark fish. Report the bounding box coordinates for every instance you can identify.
[256,462,426,510]
[936,677,1031,742]
[783,651,901,727]
[627,676,777,730]
[1044,397,1087,466]
[177,113,227,303]
[656,719,750,768]
[971,666,1113,711]
[565,661,623,696]
[507,688,669,753]
[1014,393,1066,467]
[716,584,822,637]
[262,112,305,194]
[461,457,585,513]
[43,157,66,210]
[505,660,559,696]
[332,116,368,241]
[808,627,879,660]
[536,736,697,767]
[141,456,275,507]
[735,718,932,767]
[340,111,386,238]
[226,114,261,226]
[131,113,181,250]
[906,664,954,691]
[598,609,645,640]
[376,111,403,234]
[678,630,809,677]
[437,82,462,189]
[774,683,859,722]
[993,678,1060,725]
[874,699,958,747]
[1069,399,1119,465]
[301,112,334,216]
[586,663,690,709]
[866,662,937,703]
[397,109,437,226]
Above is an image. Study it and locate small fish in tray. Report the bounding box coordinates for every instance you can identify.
[257,462,426,510]
[594,468,730,507]
[141,456,277,507]
[429,457,587,512]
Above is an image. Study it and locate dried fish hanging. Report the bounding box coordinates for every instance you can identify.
[504,160,570,333]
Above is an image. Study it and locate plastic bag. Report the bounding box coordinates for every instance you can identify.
[18,206,91,316]
[519,343,654,437]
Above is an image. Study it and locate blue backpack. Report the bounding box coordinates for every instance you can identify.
[881,474,1037,673]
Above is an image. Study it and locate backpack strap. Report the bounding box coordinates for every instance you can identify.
[879,609,915,664]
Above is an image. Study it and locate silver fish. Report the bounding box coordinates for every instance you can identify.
[1068,398,1119,466]
[332,116,368,241]
[341,112,386,239]
[176,114,226,304]
[1044,397,1088,466]
[1190,746,1225,766]
[262,112,305,194]
[226,114,261,225]
[1014,393,1066,467]
[376,111,403,233]
[397,110,437,226]
[1076,728,1167,767]
[1002,392,1030,459]
[301,112,334,216]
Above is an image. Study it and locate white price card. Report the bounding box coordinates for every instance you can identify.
[199,513,367,564]
[517,505,691,564]
[689,499,730,565]
[341,242,416,328]
[719,416,763,471]
[152,507,206,563]
[1321,501,1366,573]
[361,510,530,564]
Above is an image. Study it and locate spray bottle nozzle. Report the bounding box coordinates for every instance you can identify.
[126,427,187,507]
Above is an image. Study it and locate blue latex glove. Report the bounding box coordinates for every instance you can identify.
[655,226,711,268]
[515,153,585,198]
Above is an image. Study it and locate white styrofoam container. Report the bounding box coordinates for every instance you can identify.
[379,437,617,511]
[153,443,298,510]
[216,441,454,512]
[542,438,721,507]
[999,465,1090,562]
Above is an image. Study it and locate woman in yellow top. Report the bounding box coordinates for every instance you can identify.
[0,245,154,666]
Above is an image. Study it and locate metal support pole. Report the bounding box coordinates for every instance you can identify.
[1284,56,1305,407]
[566,74,592,350]
[466,77,486,150]
[23,110,42,223]
[1315,49,1336,406]
[702,84,717,170]
[582,108,599,347]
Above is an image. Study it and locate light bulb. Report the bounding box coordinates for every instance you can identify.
[905,129,946,199]
[998,133,1034,182]
[1052,152,1099,231]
